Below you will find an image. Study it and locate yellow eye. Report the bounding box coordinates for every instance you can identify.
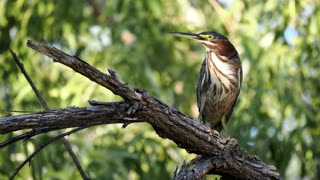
[207,35,214,40]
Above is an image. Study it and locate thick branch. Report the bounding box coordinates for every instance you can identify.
[2,40,280,179]
[0,102,140,133]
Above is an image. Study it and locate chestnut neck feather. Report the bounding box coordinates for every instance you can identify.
[206,40,238,59]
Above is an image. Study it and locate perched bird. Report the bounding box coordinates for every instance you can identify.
[172,32,242,132]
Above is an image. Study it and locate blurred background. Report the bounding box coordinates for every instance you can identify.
[0,0,319,179]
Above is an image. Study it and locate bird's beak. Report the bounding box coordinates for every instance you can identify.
[170,32,204,42]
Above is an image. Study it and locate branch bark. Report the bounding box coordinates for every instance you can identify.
[0,102,140,134]
[0,40,280,179]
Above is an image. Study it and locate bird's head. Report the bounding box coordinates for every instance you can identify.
[171,32,238,59]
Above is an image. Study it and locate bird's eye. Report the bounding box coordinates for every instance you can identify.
[207,35,214,40]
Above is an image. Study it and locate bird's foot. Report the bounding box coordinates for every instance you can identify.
[204,127,220,136]
[212,129,220,136]
[204,126,211,133]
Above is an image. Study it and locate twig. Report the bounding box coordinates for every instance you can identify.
[10,126,88,180]
[9,50,89,180]
[10,50,50,110]
[0,127,57,148]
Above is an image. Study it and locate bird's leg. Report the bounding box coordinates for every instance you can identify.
[207,128,220,136]
[199,116,220,136]
[202,121,211,133]
[203,122,220,136]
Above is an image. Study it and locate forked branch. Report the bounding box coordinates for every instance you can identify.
[0,40,280,179]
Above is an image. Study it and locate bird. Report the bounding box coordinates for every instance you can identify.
[171,32,242,132]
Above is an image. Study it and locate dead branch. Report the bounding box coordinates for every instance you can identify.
[9,49,89,180]
[0,102,141,134]
[10,126,87,180]
[0,40,280,179]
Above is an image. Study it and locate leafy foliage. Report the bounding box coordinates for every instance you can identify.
[0,0,319,179]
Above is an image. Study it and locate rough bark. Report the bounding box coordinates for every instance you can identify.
[0,40,280,179]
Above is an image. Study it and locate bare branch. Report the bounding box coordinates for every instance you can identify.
[174,147,279,179]
[10,50,50,109]
[9,49,89,180]
[0,127,57,148]
[10,126,88,180]
[27,40,141,102]
[2,40,280,179]
[0,102,142,134]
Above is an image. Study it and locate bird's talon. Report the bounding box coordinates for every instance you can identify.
[204,127,211,133]
[212,130,220,136]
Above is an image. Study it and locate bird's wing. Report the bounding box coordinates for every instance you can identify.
[225,89,239,122]
[225,68,242,122]
[197,60,211,120]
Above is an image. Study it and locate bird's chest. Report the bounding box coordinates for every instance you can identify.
[204,83,238,122]
[208,68,240,103]
[206,60,240,103]
[199,51,241,111]
[208,80,238,106]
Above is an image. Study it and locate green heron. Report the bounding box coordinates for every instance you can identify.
[172,32,242,132]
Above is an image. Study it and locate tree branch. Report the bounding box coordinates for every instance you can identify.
[10,49,89,180]
[0,40,280,179]
[9,126,88,180]
[0,102,142,134]
[26,40,141,102]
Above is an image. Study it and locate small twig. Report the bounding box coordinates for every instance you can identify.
[10,50,89,180]
[0,127,57,148]
[10,49,50,110]
[0,110,39,113]
[60,134,89,180]
[10,126,88,180]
